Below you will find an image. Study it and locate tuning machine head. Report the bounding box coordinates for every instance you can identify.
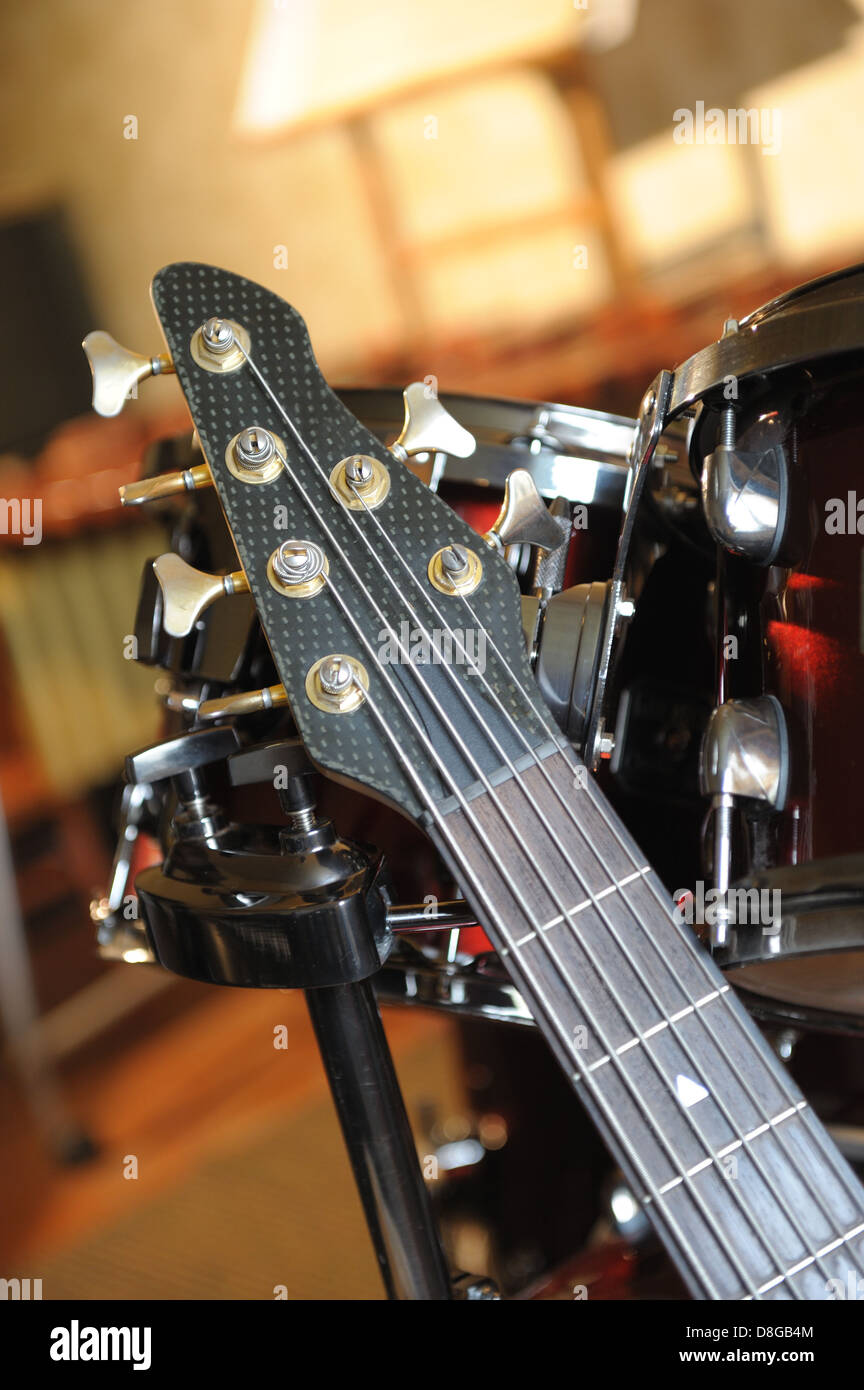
[152,553,250,638]
[485,469,564,552]
[390,383,476,461]
[82,331,175,417]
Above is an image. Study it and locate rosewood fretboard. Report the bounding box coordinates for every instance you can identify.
[428,747,864,1300]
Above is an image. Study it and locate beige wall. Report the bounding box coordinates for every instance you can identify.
[0,0,405,419]
[0,1,610,422]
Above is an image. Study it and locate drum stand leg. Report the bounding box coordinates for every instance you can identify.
[305,978,452,1301]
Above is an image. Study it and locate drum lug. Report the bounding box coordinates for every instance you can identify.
[701,406,789,564]
[699,695,789,809]
[699,695,789,947]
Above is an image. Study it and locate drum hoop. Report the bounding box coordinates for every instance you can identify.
[739,260,864,330]
[336,387,642,505]
[669,298,864,418]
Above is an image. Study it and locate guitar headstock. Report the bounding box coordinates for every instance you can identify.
[133,263,562,822]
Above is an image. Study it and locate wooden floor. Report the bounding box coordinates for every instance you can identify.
[0,966,454,1279]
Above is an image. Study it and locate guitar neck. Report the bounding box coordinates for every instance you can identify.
[426,745,864,1299]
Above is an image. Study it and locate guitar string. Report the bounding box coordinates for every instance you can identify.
[235,344,852,1290]
[341,514,844,1289]
[326,653,725,1298]
[458,592,864,1239]
[316,393,864,1243]
[221,350,752,1297]
[328,481,842,1290]
[229,344,805,1296]
[238,342,864,1293]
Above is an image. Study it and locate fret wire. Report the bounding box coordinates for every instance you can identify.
[224,344,733,1296]
[504,768,859,1280]
[744,1221,864,1299]
[454,588,864,1234]
[577,986,733,1071]
[230,344,842,1298]
[446,774,842,1294]
[302,478,808,1289]
[557,754,864,1232]
[642,1102,808,1199]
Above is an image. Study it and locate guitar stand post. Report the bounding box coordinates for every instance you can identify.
[305,977,451,1300]
[126,731,453,1300]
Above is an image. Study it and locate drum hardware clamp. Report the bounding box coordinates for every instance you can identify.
[584,369,674,771]
[700,408,790,565]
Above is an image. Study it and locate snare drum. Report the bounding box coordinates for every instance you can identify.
[683,264,864,1030]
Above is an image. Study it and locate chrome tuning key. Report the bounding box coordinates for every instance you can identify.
[82,331,175,417]
[390,383,476,461]
[484,468,564,551]
[152,553,250,638]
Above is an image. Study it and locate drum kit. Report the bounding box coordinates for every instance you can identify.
[86,261,864,1298]
[287,267,864,1039]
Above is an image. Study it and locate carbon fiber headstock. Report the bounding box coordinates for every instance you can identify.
[150,263,559,823]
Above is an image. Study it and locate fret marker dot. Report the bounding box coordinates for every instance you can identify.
[675,1073,710,1108]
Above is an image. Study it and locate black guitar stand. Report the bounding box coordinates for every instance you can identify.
[122,722,488,1300]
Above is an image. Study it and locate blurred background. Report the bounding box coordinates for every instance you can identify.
[3,0,864,1299]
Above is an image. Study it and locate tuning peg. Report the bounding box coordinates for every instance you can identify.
[484,469,565,551]
[152,553,250,638]
[198,684,289,721]
[83,330,175,417]
[119,463,213,507]
[389,383,476,461]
